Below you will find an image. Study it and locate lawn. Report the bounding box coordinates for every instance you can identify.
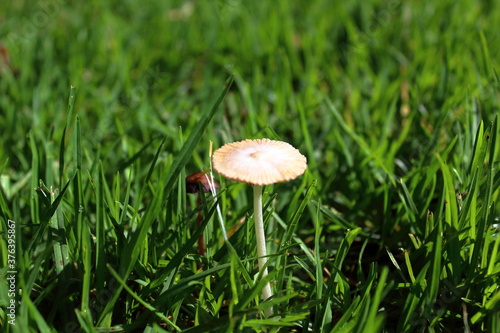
[1,0,500,332]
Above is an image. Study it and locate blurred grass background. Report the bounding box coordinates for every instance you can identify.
[0,0,499,332]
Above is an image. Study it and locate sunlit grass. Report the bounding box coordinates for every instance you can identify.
[1,1,500,332]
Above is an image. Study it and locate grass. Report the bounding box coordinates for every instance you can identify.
[0,0,500,332]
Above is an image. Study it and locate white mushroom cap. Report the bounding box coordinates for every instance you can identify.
[212,138,307,186]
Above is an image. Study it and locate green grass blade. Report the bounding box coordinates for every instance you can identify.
[59,86,77,186]
[163,75,234,197]
[106,264,181,331]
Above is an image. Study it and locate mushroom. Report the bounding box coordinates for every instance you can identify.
[186,171,220,257]
[212,138,307,316]
[186,171,216,194]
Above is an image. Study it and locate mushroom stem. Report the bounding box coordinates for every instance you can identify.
[196,195,205,257]
[253,185,273,317]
